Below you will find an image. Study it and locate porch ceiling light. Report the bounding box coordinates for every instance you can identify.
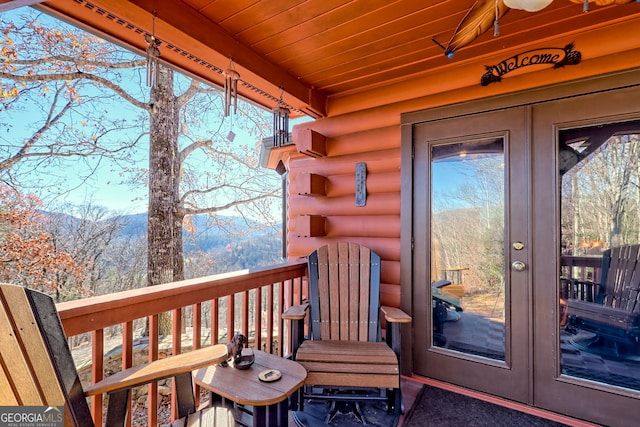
[438,0,509,58]
[504,0,553,11]
[568,0,637,13]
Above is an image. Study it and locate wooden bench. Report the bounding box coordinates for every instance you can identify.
[566,244,640,358]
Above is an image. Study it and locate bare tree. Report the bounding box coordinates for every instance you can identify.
[562,134,640,251]
[432,154,505,293]
[41,200,125,296]
[0,10,281,309]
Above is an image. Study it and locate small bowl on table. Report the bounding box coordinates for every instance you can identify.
[233,347,255,370]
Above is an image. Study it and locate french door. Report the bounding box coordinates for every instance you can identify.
[531,86,640,427]
[409,84,640,426]
[411,106,532,402]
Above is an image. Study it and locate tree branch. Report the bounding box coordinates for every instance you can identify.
[10,56,146,70]
[0,70,150,110]
[176,78,202,107]
[0,85,73,172]
[182,191,278,216]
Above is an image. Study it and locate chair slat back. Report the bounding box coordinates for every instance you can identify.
[0,284,93,426]
[602,245,640,312]
[0,284,63,406]
[307,243,381,342]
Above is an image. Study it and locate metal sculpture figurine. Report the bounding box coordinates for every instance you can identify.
[221,333,248,367]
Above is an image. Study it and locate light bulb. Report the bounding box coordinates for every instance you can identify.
[504,0,554,12]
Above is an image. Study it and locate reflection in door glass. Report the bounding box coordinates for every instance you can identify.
[431,138,505,361]
[559,121,640,391]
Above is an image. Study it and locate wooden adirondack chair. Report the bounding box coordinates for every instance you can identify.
[0,283,233,427]
[283,242,411,423]
[566,244,640,359]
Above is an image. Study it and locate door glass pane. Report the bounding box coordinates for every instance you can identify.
[559,120,640,391]
[431,137,505,361]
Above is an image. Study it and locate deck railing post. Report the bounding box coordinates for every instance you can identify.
[226,294,235,341]
[255,286,263,351]
[242,291,250,339]
[122,321,133,427]
[148,314,159,426]
[267,285,274,354]
[212,298,219,344]
[91,329,104,426]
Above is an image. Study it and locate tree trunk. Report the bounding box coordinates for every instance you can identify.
[147,66,181,336]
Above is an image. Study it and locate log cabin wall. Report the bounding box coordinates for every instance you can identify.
[278,16,640,315]
[287,125,402,308]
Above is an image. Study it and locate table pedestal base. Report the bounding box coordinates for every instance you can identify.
[209,391,291,427]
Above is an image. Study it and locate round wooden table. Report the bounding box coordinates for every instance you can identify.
[193,349,307,426]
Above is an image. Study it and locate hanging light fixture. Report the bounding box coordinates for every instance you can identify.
[272,88,290,147]
[441,0,509,57]
[223,59,240,117]
[494,0,501,36]
[504,0,554,11]
[568,0,636,13]
[144,12,161,88]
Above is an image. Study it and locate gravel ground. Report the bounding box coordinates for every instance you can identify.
[129,390,210,426]
[131,402,171,427]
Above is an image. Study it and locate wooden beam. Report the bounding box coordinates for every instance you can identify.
[296,129,327,158]
[294,173,327,197]
[296,215,326,238]
[127,0,326,117]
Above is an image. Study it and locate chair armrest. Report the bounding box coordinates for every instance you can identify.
[283,303,309,358]
[567,300,640,329]
[381,305,411,323]
[84,344,227,396]
[432,280,452,289]
[282,302,309,321]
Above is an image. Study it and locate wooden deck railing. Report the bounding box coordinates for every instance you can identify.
[559,255,603,301]
[56,261,307,426]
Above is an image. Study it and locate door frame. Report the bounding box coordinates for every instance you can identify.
[399,69,640,424]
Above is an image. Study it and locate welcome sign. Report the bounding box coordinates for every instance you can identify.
[481,43,582,86]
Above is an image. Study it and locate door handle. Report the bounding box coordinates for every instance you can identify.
[511,260,526,271]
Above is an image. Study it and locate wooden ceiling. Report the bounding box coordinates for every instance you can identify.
[4,0,640,118]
